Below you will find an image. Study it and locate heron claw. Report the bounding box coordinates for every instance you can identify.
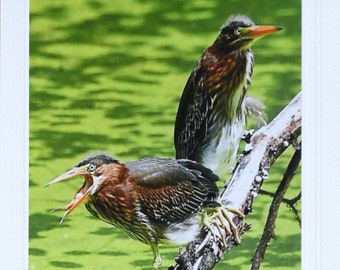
[203,206,245,247]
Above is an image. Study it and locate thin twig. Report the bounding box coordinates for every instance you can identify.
[258,189,301,226]
[258,189,301,205]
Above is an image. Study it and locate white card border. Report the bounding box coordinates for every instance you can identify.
[1,0,339,269]
[0,0,29,269]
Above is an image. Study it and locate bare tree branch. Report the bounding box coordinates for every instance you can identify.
[251,142,301,270]
[169,91,301,270]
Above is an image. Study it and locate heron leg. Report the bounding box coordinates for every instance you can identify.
[151,243,162,269]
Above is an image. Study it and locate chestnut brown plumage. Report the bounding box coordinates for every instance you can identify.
[173,14,282,248]
[46,154,219,269]
[174,15,282,179]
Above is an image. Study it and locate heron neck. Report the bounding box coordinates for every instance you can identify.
[203,48,254,125]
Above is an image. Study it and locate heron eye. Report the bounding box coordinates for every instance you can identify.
[88,163,97,173]
[234,27,243,36]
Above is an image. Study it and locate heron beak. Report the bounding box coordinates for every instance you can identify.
[45,165,89,187]
[245,25,283,39]
[46,165,93,223]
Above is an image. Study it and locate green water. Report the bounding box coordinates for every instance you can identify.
[30,0,301,269]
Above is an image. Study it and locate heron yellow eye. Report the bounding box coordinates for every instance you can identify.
[88,163,97,173]
[234,27,243,36]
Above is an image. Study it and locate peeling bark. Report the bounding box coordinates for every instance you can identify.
[169,91,301,270]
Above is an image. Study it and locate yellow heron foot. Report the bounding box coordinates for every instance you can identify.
[203,206,245,247]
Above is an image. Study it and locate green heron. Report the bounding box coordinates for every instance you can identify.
[46,154,222,269]
[174,15,282,179]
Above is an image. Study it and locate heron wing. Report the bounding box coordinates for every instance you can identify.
[174,61,213,160]
[125,158,218,222]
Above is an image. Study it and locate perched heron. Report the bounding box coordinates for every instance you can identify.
[46,154,222,269]
[174,14,282,179]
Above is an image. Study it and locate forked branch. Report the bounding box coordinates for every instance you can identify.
[251,142,301,270]
[169,91,301,270]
